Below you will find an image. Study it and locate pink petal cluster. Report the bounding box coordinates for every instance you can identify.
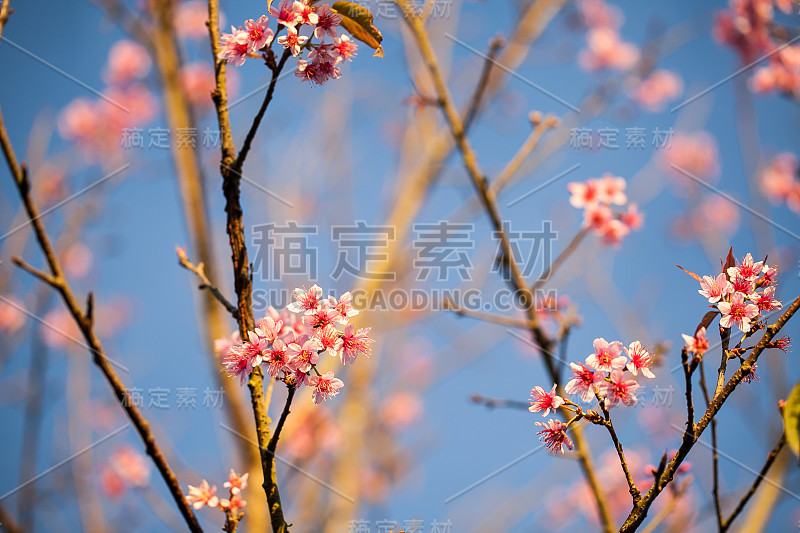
[597,370,640,408]
[578,27,639,71]
[0,296,25,334]
[104,40,151,85]
[567,174,642,247]
[624,341,655,379]
[186,469,249,517]
[217,1,360,87]
[629,70,683,112]
[217,286,373,404]
[760,152,800,214]
[575,0,623,30]
[694,254,781,333]
[585,337,626,372]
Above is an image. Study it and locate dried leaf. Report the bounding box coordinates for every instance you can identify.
[676,264,702,284]
[332,1,384,57]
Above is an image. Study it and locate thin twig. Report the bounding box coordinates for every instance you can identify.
[492,115,558,194]
[681,347,695,435]
[177,248,239,319]
[233,49,292,170]
[697,359,723,531]
[470,394,530,410]
[532,227,590,291]
[445,301,536,329]
[720,433,787,532]
[601,406,641,504]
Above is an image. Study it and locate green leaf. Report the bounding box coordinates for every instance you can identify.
[782,379,800,461]
[331,1,384,57]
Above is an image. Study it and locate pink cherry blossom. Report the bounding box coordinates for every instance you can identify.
[218,27,250,67]
[186,480,219,510]
[316,324,344,357]
[718,292,760,332]
[104,40,151,85]
[579,27,639,71]
[270,0,303,28]
[750,46,800,95]
[287,285,324,314]
[582,203,613,229]
[328,291,359,324]
[753,286,782,312]
[625,341,655,379]
[742,363,761,383]
[220,494,247,514]
[287,335,323,372]
[223,469,248,495]
[596,173,627,205]
[244,16,274,51]
[223,345,254,385]
[535,419,574,454]
[565,362,597,403]
[333,35,358,62]
[255,316,283,342]
[339,324,374,364]
[597,219,630,247]
[586,338,626,372]
[529,384,565,417]
[630,70,683,112]
[620,203,644,230]
[598,370,639,408]
[682,327,709,356]
[768,336,792,353]
[698,273,734,303]
[314,4,342,40]
[730,275,756,297]
[568,179,600,208]
[713,1,774,63]
[296,1,319,25]
[263,338,291,377]
[727,253,764,281]
[308,371,344,404]
[380,392,423,429]
[760,264,778,286]
[303,307,340,329]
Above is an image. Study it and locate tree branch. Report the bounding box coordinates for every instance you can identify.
[177,247,239,319]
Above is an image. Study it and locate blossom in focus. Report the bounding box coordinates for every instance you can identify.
[309,371,344,404]
[753,286,782,312]
[339,324,374,364]
[186,480,219,510]
[218,27,250,67]
[727,253,764,281]
[565,362,597,403]
[529,384,565,417]
[536,419,574,454]
[244,16,274,51]
[698,273,734,303]
[597,369,639,408]
[223,469,248,495]
[625,341,655,378]
[314,4,341,39]
[287,285,324,314]
[718,292,760,332]
[586,338,626,372]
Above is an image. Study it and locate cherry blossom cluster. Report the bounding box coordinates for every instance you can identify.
[567,174,643,246]
[695,253,782,334]
[219,286,374,404]
[218,1,359,86]
[529,337,655,454]
[185,470,248,521]
[714,0,797,95]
